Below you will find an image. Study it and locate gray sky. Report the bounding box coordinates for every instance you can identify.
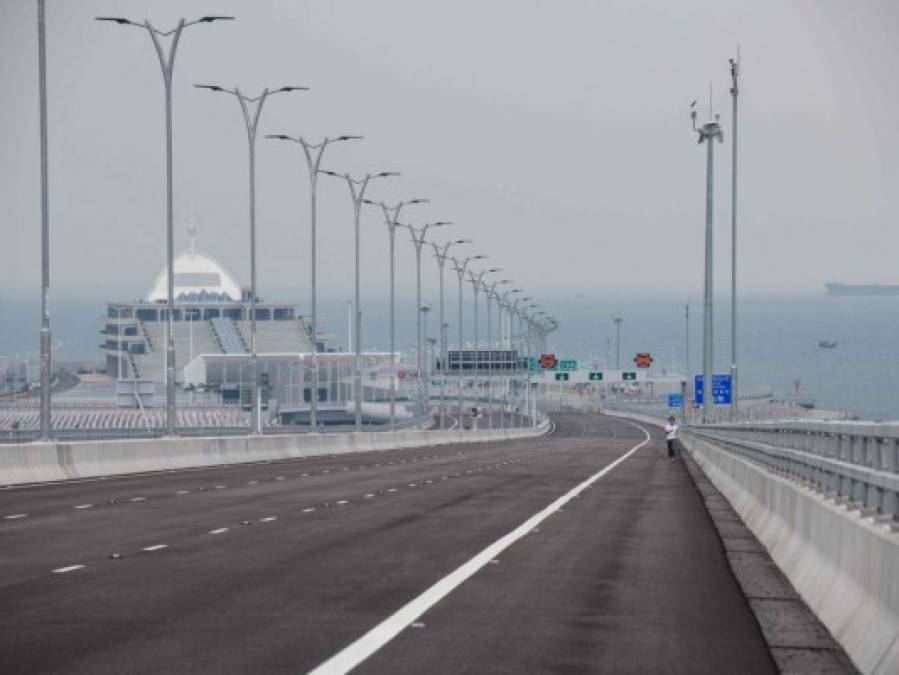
[2,0,898,305]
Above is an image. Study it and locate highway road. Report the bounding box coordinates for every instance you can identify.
[0,413,776,674]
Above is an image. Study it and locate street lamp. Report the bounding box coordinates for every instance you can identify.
[451,254,487,428]
[431,238,469,428]
[195,83,306,434]
[322,170,399,429]
[691,100,724,423]
[467,267,501,424]
[265,133,361,431]
[485,278,511,428]
[364,198,430,429]
[97,13,233,436]
[612,315,623,368]
[405,221,450,421]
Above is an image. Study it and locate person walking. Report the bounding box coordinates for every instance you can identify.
[664,415,679,462]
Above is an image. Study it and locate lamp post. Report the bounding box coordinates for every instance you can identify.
[467,267,500,423]
[499,288,522,426]
[405,221,450,420]
[432,239,469,428]
[195,83,306,434]
[612,315,623,368]
[729,53,740,420]
[485,279,511,428]
[691,100,724,423]
[322,170,399,429]
[365,199,430,428]
[451,255,487,427]
[264,134,361,431]
[37,0,52,440]
[513,297,532,427]
[420,304,431,419]
[97,13,233,436]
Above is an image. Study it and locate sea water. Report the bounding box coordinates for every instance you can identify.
[2,292,897,422]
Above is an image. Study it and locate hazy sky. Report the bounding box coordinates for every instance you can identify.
[2,0,898,307]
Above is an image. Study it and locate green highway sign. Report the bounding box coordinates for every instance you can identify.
[588,372,603,381]
[622,372,637,381]
[527,357,539,372]
[555,372,570,381]
[557,360,577,371]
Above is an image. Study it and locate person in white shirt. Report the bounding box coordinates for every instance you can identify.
[664,416,679,462]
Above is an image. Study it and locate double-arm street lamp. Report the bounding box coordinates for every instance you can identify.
[322,170,399,429]
[485,279,511,428]
[691,101,724,423]
[264,134,361,431]
[431,239,469,428]
[451,255,487,426]
[195,83,307,434]
[97,13,234,436]
[405,221,451,421]
[364,199,429,429]
[468,267,501,422]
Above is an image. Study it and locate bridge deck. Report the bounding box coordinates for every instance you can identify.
[0,413,775,673]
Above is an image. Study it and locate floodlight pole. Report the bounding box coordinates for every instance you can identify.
[266,134,360,431]
[367,199,429,429]
[730,53,740,420]
[38,0,51,440]
[196,84,304,434]
[325,171,398,429]
[692,103,724,423]
[98,14,233,436]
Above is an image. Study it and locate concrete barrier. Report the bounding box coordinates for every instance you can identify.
[0,421,550,487]
[683,433,899,675]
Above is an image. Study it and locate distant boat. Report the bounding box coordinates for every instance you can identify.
[825,282,899,296]
[818,340,837,349]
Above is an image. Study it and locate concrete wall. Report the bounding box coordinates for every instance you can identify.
[683,433,899,675]
[0,422,550,487]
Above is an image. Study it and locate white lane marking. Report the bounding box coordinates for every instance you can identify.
[5,514,28,519]
[364,494,375,499]
[302,507,316,513]
[53,565,85,574]
[275,476,285,481]
[129,497,146,502]
[248,480,259,485]
[309,422,651,675]
[215,485,226,490]
[74,504,93,509]
[301,473,310,477]
[209,528,229,535]
[176,490,190,495]
[142,544,168,552]
[260,516,278,522]
[387,488,398,493]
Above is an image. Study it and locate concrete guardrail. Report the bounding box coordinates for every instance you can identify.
[0,420,551,487]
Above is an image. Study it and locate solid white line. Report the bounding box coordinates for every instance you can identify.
[209,528,229,535]
[142,544,168,552]
[53,564,85,574]
[309,421,651,675]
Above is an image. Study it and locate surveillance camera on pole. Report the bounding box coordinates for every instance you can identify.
[691,98,724,423]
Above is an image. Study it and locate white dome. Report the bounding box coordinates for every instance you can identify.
[145,251,242,303]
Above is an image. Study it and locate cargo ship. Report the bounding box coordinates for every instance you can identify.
[825,282,899,296]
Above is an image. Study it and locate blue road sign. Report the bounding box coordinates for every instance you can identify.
[667,393,684,407]
[694,374,732,406]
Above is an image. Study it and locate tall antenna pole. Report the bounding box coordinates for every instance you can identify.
[37,0,52,440]
[730,50,740,420]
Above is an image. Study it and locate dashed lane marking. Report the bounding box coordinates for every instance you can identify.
[142,544,168,552]
[74,504,93,509]
[309,421,652,675]
[129,497,146,502]
[260,516,278,522]
[209,528,229,535]
[5,514,28,519]
[302,507,316,513]
[53,565,85,574]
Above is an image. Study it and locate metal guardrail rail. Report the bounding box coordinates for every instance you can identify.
[691,421,899,521]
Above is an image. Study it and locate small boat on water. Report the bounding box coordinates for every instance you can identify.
[818,340,838,349]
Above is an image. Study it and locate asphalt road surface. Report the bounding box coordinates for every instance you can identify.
[0,413,776,674]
